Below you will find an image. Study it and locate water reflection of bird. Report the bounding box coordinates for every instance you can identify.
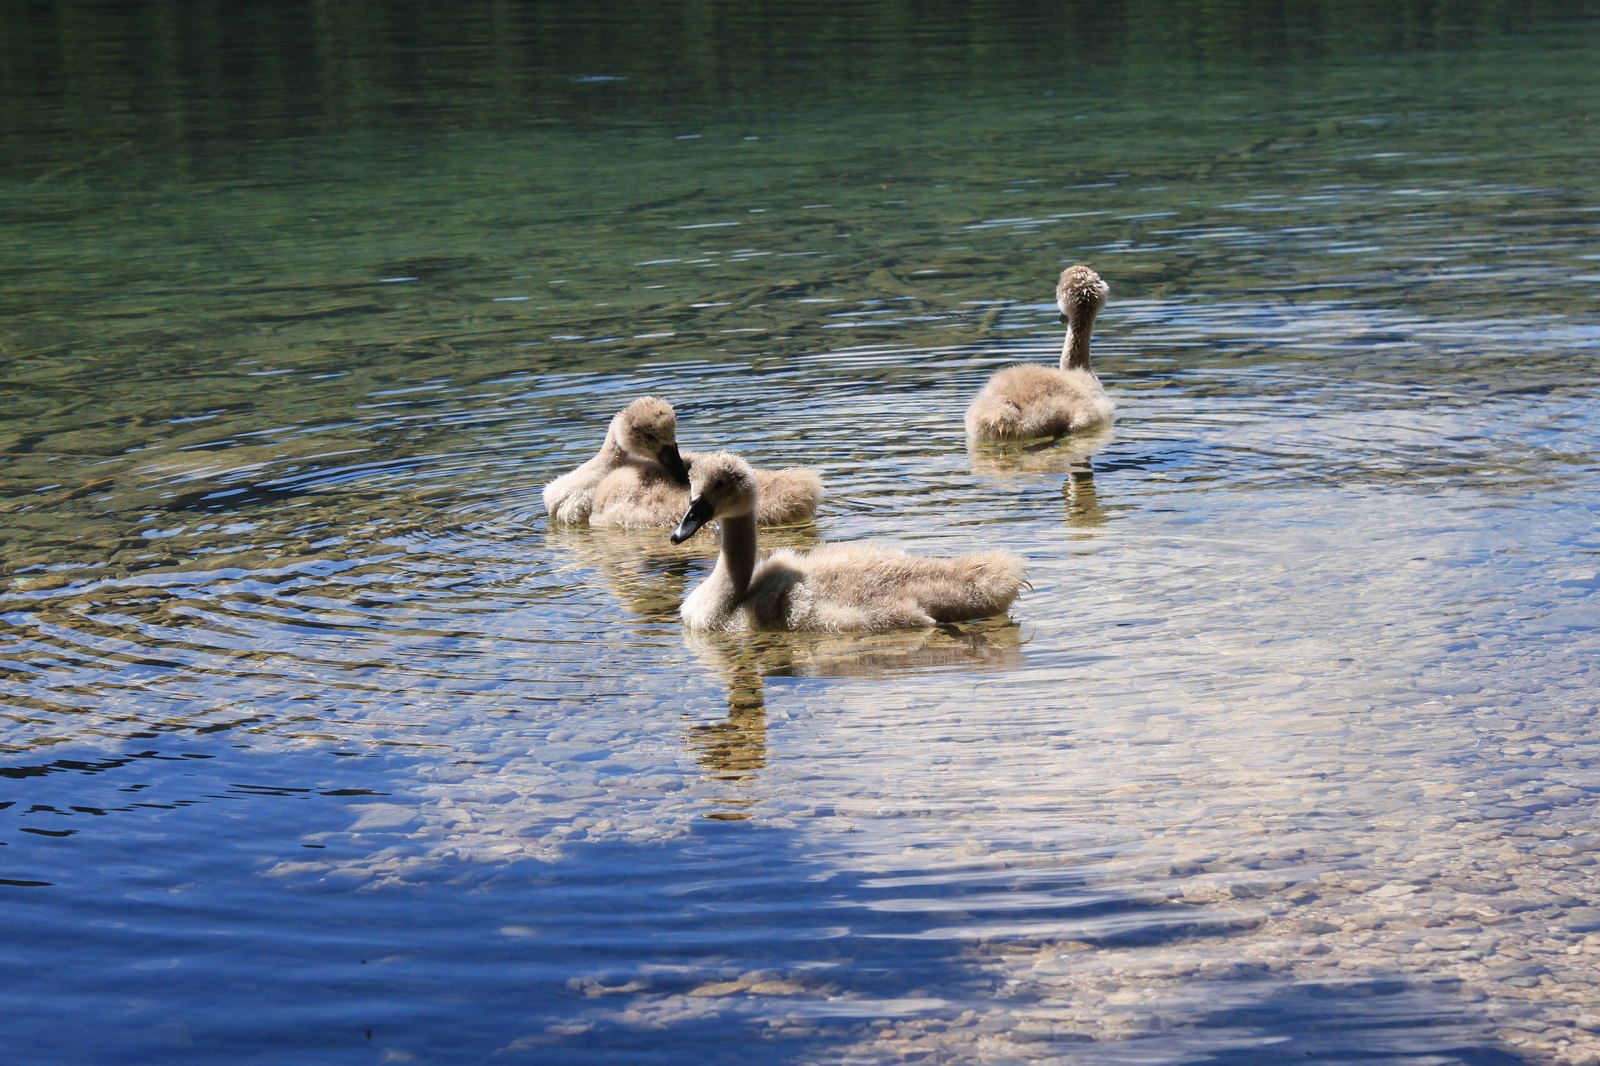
[669,452,1026,632]
[545,520,822,620]
[544,525,698,618]
[1062,468,1107,529]
[687,624,1026,688]
[968,423,1113,477]
[682,624,1026,800]
[543,396,822,528]
[968,424,1114,530]
[966,265,1114,442]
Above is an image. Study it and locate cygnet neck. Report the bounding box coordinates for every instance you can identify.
[1060,313,1096,372]
[713,510,759,600]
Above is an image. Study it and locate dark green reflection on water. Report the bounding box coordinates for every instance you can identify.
[2,0,1597,581]
[4,0,1594,150]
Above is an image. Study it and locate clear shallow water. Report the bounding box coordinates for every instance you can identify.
[3,2,1600,1062]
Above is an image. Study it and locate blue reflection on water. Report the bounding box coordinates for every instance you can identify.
[0,736,1533,1063]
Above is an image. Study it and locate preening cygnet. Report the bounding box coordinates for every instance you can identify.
[543,397,823,528]
[543,396,689,525]
[670,451,1026,632]
[966,265,1114,442]
[599,450,821,530]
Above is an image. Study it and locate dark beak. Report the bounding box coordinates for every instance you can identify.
[670,494,715,544]
[1058,312,1070,325]
[657,444,690,486]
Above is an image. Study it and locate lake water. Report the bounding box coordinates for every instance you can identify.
[3,1,1599,1062]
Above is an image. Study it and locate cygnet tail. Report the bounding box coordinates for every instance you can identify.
[931,551,1028,621]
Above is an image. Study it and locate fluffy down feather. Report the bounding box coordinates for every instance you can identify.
[673,452,1026,633]
[966,264,1114,443]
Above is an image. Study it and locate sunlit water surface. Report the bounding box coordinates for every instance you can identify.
[3,2,1599,1063]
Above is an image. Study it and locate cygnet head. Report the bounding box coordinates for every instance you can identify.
[613,396,690,485]
[669,451,757,545]
[1056,264,1108,326]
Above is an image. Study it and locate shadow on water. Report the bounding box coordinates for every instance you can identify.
[457,837,1543,1066]
[0,622,1552,1065]
[1171,983,1539,1066]
[479,819,1555,1066]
